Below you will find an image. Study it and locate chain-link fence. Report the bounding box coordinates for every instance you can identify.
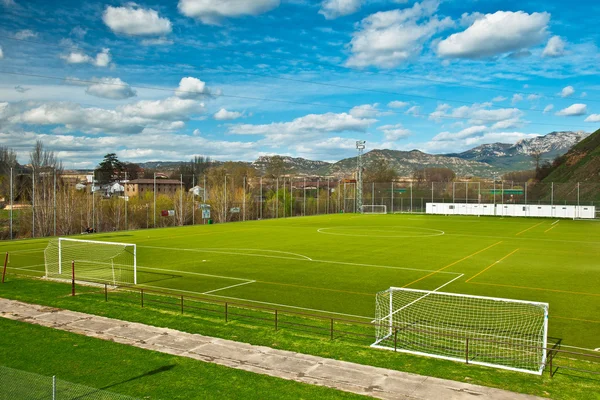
[0,365,140,400]
[2,175,599,240]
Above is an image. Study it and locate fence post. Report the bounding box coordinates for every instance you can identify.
[181,295,184,314]
[52,375,56,400]
[330,318,334,340]
[141,289,144,308]
[2,252,8,284]
[394,328,398,352]
[275,309,278,331]
[225,302,228,322]
[71,260,75,296]
[104,283,108,301]
[465,338,469,364]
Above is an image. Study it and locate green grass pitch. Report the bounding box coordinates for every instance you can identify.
[2,214,599,351]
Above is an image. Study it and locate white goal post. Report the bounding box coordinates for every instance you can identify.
[360,205,387,214]
[372,287,549,375]
[44,238,137,285]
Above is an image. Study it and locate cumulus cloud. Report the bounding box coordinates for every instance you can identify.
[60,48,112,67]
[175,77,213,98]
[406,105,421,116]
[584,114,600,122]
[543,35,566,57]
[14,29,37,40]
[214,108,242,120]
[349,103,383,118]
[377,124,410,141]
[346,0,454,68]
[559,86,575,97]
[556,104,587,116]
[103,5,172,36]
[141,38,174,46]
[437,11,550,58]
[229,112,375,140]
[492,96,507,102]
[70,26,87,39]
[319,0,362,19]
[429,102,523,125]
[388,100,409,108]
[178,0,280,25]
[511,94,523,105]
[543,104,554,113]
[85,77,137,100]
[121,97,205,120]
[527,94,541,101]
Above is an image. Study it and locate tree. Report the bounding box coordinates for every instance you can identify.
[122,162,142,180]
[96,153,123,184]
[365,159,398,182]
[531,151,542,173]
[0,146,18,199]
[177,156,212,188]
[413,167,455,182]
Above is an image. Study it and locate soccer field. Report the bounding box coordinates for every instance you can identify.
[2,214,599,352]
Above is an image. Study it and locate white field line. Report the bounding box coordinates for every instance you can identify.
[10,263,45,270]
[140,245,313,261]
[203,280,256,294]
[8,267,45,273]
[552,220,560,225]
[447,233,600,246]
[137,266,253,282]
[3,248,46,255]
[310,259,461,274]
[317,227,445,238]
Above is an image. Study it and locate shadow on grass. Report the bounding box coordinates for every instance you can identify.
[100,364,177,391]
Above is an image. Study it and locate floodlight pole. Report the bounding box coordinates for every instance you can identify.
[259,177,263,219]
[9,168,13,240]
[303,177,306,216]
[124,172,128,230]
[153,172,156,228]
[180,174,183,226]
[53,169,57,237]
[577,182,580,206]
[356,140,365,213]
[282,177,286,218]
[317,178,320,215]
[276,177,279,218]
[327,177,330,214]
[32,168,35,238]
[243,176,246,221]
[192,175,195,225]
[224,175,227,222]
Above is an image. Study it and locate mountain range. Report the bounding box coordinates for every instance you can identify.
[137,131,591,179]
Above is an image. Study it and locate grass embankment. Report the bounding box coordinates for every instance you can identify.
[2,277,599,400]
[0,317,365,400]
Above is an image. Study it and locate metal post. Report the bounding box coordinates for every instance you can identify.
[259,177,263,219]
[431,181,434,204]
[146,204,149,229]
[493,178,496,205]
[180,174,183,226]
[243,176,246,221]
[327,178,330,214]
[372,182,375,207]
[53,169,57,236]
[153,172,156,227]
[465,181,468,204]
[105,283,108,301]
[465,338,469,364]
[394,328,398,352]
[124,172,128,230]
[71,260,75,296]
[276,177,279,218]
[9,168,13,240]
[577,182,580,206]
[303,177,306,216]
[525,181,528,204]
[2,252,8,283]
[501,180,504,204]
[452,182,455,203]
[330,318,334,340]
[275,309,278,331]
[181,295,184,314]
[410,182,413,212]
[282,177,286,218]
[317,178,320,215]
[224,175,227,222]
[32,169,35,238]
[551,182,554,206]
[141,289,144,307]
[192,175,196,225]
[52,376,56,400]
[225,302,228,322]
[391,181,394,213]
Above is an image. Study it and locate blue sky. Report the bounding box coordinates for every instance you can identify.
[0,0,599,168]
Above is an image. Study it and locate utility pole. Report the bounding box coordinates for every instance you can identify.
[356,141,366,213]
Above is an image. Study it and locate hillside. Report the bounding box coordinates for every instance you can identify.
[542,128,600,183]
[321,149,494,178]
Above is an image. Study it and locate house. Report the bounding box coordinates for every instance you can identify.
[124,179,181,198]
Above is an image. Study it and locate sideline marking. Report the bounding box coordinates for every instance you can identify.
[467,281,600,297]
[552,316,600,324]
[465,248,520,283]
[516,222,544,236]
[141,245,313,261]
[203,280,256,294]
[317,226,444,238]
[138,266,252,281]
[544,225,557,233]
[402,241,503,288]
[552,220,560,225]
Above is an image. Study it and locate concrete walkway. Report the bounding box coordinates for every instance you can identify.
[0,298,544,400]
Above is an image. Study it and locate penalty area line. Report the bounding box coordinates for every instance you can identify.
[203,280,256,294]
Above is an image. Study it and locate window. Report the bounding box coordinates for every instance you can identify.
[449,205,455,210]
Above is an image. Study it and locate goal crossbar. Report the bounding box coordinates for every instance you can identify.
[360,205,387,214]
[373,287,549,375]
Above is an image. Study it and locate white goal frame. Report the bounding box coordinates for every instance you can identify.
[55,238,137,285]
[372,287,549,375]
[360,205,387,214]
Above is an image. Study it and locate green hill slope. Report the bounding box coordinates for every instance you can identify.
[542,128,600,183]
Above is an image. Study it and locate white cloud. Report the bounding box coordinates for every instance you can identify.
[542,35,566,57]
[527,94,541,101]
[178,0,280,25]
[70,26,87,39]
[377,124,410,141]
[175,77,213,98]
[85,77,137,100]
[388,100,409,108]
[555,104,587,116]
[511,94,523,105]
[349,103,383,118]
[437,11,550,58]
[543,104,554,113]
[214,108,242,120]
[103,5,172,36]
[559,86,575,97]
[14,30,37,40]
[425,131,540,153]
[1,0,17,6]
[346,0,454,68]
[121,97,205,120]
[229,112,375,139]
[492,96,507,102]
[432,125,488,141]
[319,0,362,20]
[584,114,600,122]
[0,46,3,60]
[581,92,587,98]
[141,38,174,46]
[60,48,112,67]
[406,105,421,116]
[429,102,523,125]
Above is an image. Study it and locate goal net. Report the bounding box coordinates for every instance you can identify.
[361,205,387,214]
[372,288,548,375]
[44,238,137,285]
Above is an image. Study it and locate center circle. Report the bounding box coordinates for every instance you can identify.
[317,226,445,238]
